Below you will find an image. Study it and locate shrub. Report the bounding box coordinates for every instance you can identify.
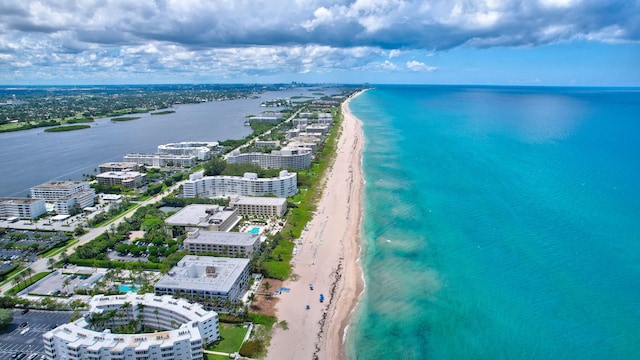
[239,339,265,358]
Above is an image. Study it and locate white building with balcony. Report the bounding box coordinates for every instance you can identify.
[96,171,146,189]
[229,196,287,217]
[155,256,251,304]
[184,229,261,258]
[30,181,95,215]
[0,198,46,219]
[158,142,219,160]
[226,147,311,170]
[164,204,240,235]
[43,293,219,360]
[123,153,197,168]
[98,162,139,173]
[183,171,297,199]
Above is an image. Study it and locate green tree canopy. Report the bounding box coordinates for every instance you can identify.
[0,308,13,328]
[203,157,227,176]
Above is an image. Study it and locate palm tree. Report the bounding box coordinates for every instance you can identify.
[13,275,22,291]
[223,298,233,313]
[242,304,250,320]
[262,281,271,295]
[25,267,33,285]
[136,303,145,323]
[62,278,71,293]
[122,301,132,316]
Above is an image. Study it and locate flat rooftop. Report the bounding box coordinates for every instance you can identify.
[0,197,43,205]
[164,204,236,227]
[99,162,137,167]
[155,256,250,293]
[185,230,259,246]
[96,171,144,179]
[32,181,86,190]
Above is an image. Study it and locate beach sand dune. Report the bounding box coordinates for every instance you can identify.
[266,92,365,360]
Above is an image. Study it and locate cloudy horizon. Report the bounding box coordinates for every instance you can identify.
[0,0,638,85]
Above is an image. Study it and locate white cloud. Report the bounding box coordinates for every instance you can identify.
[406,60,436,72]
[388,49,403,58]
[0,0,636,82]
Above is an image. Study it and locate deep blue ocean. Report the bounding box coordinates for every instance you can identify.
[346,86,640,359]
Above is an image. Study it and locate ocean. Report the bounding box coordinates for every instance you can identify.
[346,86,640,359]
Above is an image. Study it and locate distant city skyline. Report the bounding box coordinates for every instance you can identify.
[0,0,638,86]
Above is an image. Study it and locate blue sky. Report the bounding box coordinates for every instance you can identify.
[0,0,638,86]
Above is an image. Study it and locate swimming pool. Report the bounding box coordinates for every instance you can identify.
[119,284,139,293]
[247,227,260,234]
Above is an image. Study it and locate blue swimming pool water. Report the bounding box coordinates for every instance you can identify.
[119,284,139,293]
[247,227,260,234]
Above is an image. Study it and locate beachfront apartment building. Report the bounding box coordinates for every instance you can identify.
[164,204,240,235]
[30,181,96,215]
[96,171,146,189]
[292,118,308,129]
[296,132,323,142]
[317,112,333,120]
[43,293,219,360]
[0,198,46,220]
[155,255,251,304]
[226,147,312,170]
[184,229,261,258]
[305,124,329,136]
[229,196,287,217]
[287,128,300,139]
[98,162,139,173]
[287,141,317,154]
[124,153,197,168]
[183,171,297,199]
[158,141,220,160]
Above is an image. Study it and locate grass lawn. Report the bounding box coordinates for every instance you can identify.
[0,122,26,131]
[90,203,139,228]
[40,239,79,257]
[0,266,25,286]
[207,323,249,354]
[4,271,52,295]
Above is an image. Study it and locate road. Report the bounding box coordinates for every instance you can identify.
[3,107,302,295]
[0,183,181,295]
[223,107,302,158]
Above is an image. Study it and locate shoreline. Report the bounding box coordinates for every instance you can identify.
[266,90,367,360]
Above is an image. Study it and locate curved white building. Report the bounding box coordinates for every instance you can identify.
[158,142,219,160]
[183,170,297,198]
[43,293,219,360]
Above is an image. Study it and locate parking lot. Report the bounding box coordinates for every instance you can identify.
[24,270,103,297]
[0,310,73,360]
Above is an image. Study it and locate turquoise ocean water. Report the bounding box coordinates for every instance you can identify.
[346,86,640,359]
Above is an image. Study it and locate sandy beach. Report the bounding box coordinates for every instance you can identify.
[266,91,366,360]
